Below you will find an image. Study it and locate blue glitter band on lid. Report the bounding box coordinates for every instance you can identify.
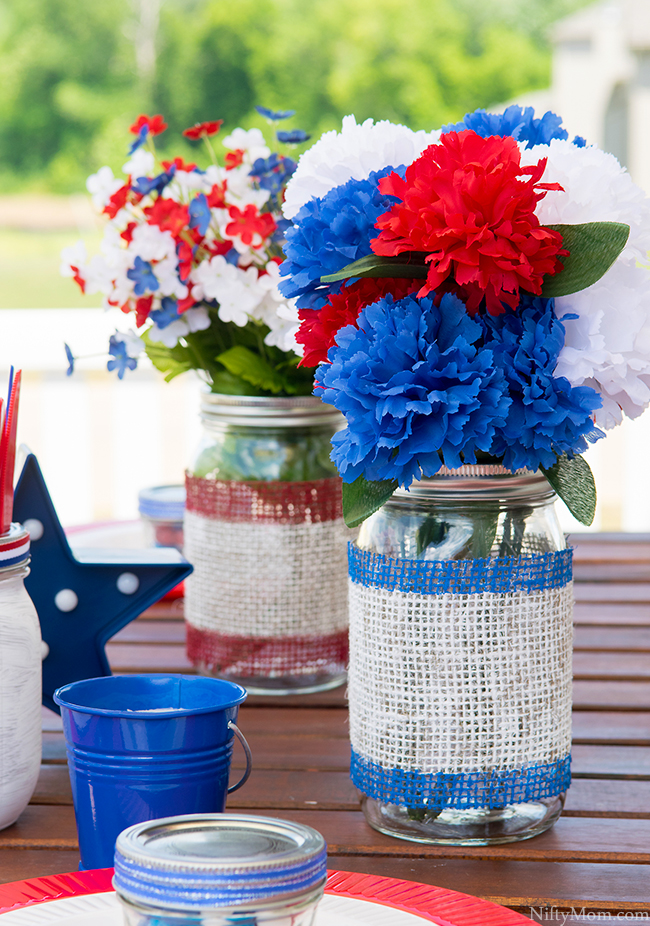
[348,545,572,596]
[351,751,572,809]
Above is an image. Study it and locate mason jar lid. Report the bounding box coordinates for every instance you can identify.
[200,392,343,430]
[138,485,186,521]
[392,467,555,503]
[0,523,30,570]
[113,813,327,911]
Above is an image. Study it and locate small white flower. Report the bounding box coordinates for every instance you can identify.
[60,241,87,277]
[117,330,145,358]
[263,300,301,354]
[86,166,123,212]
[148,318,188,349]
[130,224,176,262]
[222,127,270,164]
[184,305,211,333]
[122,149,155,178]
[156,256,189,299]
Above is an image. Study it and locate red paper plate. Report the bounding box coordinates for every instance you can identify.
[0,867,531,925]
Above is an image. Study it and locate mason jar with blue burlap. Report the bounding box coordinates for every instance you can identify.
[348,466,573,845]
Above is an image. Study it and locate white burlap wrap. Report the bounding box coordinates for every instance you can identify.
[184,510,350,638]
[348,580,573,775]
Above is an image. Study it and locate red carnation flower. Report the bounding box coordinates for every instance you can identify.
[129,114,168,136]
[183,120,223,140]
[144,198,190,237]
[373,130,567,315]
[297,277,421,367]
[161,157,197,172]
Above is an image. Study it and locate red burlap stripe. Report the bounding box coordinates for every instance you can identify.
[186,624,348,677]
[185,474,342,524]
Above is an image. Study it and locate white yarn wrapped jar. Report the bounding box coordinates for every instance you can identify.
[349,466,572,845]
[0,524,42,829]
[184,393,350,695]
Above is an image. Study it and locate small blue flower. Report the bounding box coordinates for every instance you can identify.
[128,125,148,155]
[132,166,176,196]
[279,165,406,310]
[224,248,240,266]
[316,293,510,487]
[441,105,570,149]
[149,296,180,330]
[189,192,211,236]
[107,335,137,379]
[276,129,311,145]
[482,297,604,471]
[64,343,75,377]
[255,105,296,121]
[250,153,297,194]
[127,256,159,296]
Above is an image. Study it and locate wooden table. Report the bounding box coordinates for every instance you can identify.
[1,532,649,924]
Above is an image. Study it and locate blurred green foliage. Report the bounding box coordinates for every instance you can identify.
[0,0,592,193]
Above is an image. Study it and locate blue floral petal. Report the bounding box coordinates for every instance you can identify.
[276,129,311,145]
[127,256,159,296]
[149,296,180,330]
[189,192,211,236]
[64,343,75,377]
[128,125,148,155]
[107,335,137,380]
[255,105,296,121]
[441,104,570,149]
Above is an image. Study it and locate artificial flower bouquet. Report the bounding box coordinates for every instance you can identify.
[61,110,313,396]
[279,106,650,526]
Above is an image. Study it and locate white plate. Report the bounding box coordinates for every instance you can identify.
[0,891,431,924]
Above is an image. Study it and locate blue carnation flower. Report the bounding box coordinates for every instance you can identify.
[441,104,570,149]
[482,297,603,471]
[107,335,137,380]
[316,293,510,487]
[279,165,405,311]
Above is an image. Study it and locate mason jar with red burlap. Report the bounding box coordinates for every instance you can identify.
[184,393,349,694]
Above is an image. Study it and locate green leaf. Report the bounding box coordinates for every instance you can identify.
[342,475,398,528]
[321,253,428,284]
[142,331,194,383]
[541,222,629,297]
[541,454,596,526]
[217,346,289,395]
[210,370,264,396]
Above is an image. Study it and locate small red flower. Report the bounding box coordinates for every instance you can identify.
[225,149,245,170]
[161,157,197,172]
[177,293,197,313]
[373,130,567,315]
[129,114,168,136]
[176,229,204,282]
[104,183,131,219]
[120,222,137,244]
[144,198,190,237]
[183,120,223,140]
[207,182,227,209]
[69,266,86,294]
[225,204,276,247]
[297,277,421,367]
[135,296,153,328]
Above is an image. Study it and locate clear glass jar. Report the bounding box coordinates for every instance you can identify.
[114,813,327,926]
[0,524,42,830]
[138,484,185,552]
[349,466,572,845]
[184,393,349,695]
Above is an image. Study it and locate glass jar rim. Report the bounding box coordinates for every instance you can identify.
[392,467,555,503]
[199,391,343,429]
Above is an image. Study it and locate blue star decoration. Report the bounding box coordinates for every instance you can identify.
[13,454,193,713]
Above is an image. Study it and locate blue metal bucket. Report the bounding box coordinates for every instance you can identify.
[53,674,251,870]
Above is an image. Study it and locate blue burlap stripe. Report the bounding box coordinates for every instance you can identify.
[348,545,572,595]
[351,750,572,809]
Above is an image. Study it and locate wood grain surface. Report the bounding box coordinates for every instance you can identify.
[0,531,649,925]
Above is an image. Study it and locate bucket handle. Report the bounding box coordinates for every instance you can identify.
[227,721,252,793]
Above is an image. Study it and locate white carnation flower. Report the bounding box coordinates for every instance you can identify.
[520,140,650,427]
[283,115,438,220]
[86,166,122,211]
